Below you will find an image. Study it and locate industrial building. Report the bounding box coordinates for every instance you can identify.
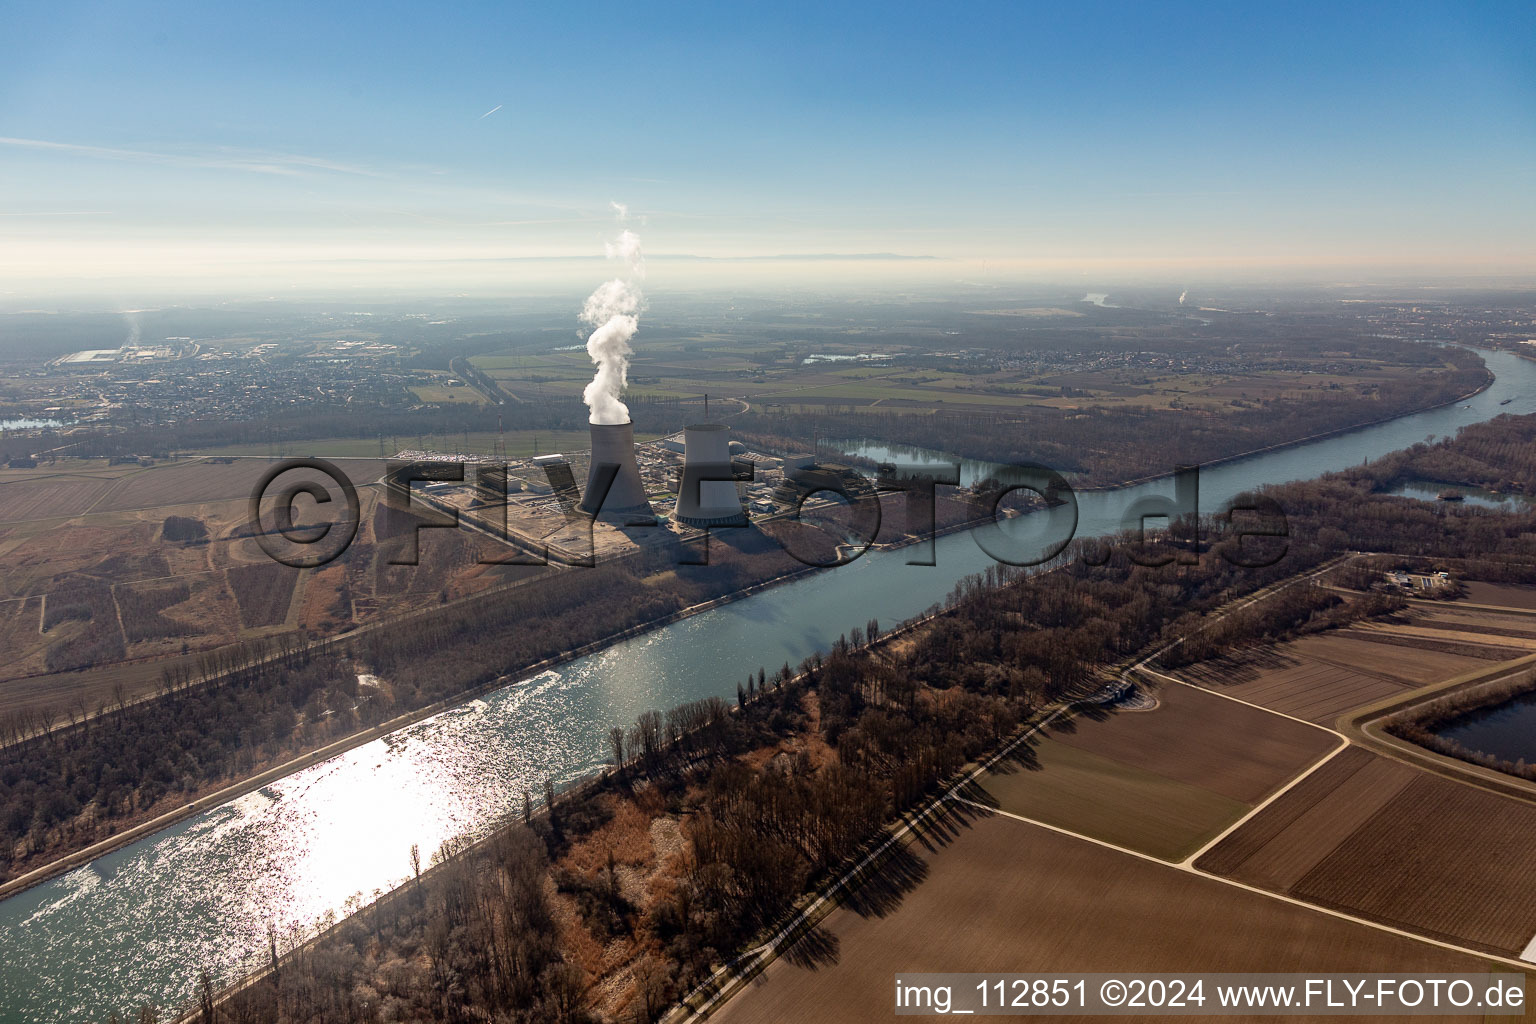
[577,421,656,525]
[675,423,749,527]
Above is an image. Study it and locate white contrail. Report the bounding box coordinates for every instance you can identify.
[579,210,645,425]
[478,104,503,119]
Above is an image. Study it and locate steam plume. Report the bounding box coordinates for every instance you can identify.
[579,209,645,424]
[1178,288,1188,305]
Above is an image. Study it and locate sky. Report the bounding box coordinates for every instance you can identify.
[1,0,1533,297]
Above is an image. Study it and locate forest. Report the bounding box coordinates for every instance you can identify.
[737,346,1488,488]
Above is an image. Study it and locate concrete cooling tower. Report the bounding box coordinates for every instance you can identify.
[676,423,748,527]
[578,420,655,524]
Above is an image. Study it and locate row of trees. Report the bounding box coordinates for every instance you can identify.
[1385,667,1536,782]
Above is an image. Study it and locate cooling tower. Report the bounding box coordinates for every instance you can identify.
[578,421,655,524]
[676,423,748,527]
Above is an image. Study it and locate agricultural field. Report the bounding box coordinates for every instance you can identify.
[1356,614,1536,657]
[1463,582,1536,610]
[0,457,542,728]
[0,463,134,521]
[711,813,1513,1024]
[408,378,487,404]
[0,457,388,522]
[1178,627,1493,724]
[978,681,1336,860]
[89,458,292,512]
[469,330,1456,421]
[978,737,1248,861]
[227,562,300,628]
[1199,750,1536,958]
[191,429,644,459]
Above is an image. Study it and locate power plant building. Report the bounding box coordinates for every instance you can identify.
[577,421,655,525]
[675,423,748,527]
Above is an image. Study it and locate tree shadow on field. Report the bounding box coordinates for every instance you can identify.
[1183,646,1298,688]
[841,842,929,920]
[809,798,995,938]
[954,778,999,810]
[782,923,841,969]
[984,734,1042,776]
[889,796,990,860]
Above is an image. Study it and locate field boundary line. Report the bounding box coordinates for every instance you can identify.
[959,798,1536,972]
[674,557,1355,1022]
[1138,663,1343,737]
[1176,737,1350,868]
[1407,598,1536,618]
[1132,659,1354,870]
[1337,653,1536,807]
[666,704,1074,1024]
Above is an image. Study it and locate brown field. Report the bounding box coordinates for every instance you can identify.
[978,738,1248,860]
[1179,649,1414,724]
[1293,774,1536,955]
[0,458,389,526]
[1180,630,1489,723]
[1049,680,1336,804]
[973,682,1334,861]
[1288,632,1486,684]
[0,596,46,678]
[1198,750,1417,892]
[1464,581,1536,610]
[227,562,301,627]
[1199,748,1536,957]
[91,457,388,514]
[710,814,1515,1024]
[1359,622,1536,653]
[1195,747,1378,876]
[1410,606,1536,641]
[0,472,119,521]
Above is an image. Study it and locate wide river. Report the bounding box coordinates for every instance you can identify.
[3,349,1534,1022]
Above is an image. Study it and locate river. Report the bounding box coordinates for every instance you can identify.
[2,348,1534,1022]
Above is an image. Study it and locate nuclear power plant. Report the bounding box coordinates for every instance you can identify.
[578,420,655,524]
[675,423,748,527]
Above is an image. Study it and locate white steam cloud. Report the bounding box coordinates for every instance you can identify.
[579,208,645,425]
[123,310,141,348]
[1178,288,1188,305]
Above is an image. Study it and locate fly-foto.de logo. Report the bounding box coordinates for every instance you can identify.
[249,458,1288,572]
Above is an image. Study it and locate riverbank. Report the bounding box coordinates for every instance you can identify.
[1076,363,1495,492]
[9,345,1536,1024]
[183,575,975,1022]
[0,506,993,902]
[0,362,1503,899]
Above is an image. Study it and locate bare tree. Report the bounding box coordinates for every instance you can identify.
[608,726,626,773]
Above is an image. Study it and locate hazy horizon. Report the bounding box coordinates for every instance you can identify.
[2,1,1533,298]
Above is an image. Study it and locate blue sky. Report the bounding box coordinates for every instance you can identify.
[2,1,1533,293]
